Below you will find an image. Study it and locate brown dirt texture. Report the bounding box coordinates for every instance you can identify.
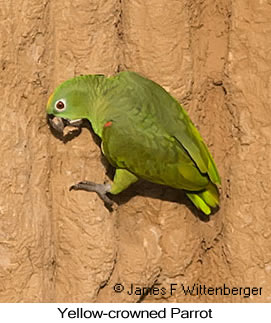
[1,0,271,302]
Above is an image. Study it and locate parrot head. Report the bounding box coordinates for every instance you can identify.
[46,80,89,133]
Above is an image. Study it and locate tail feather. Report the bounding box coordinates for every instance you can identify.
[186,182,219,215]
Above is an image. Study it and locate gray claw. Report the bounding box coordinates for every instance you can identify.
[70,181,113,206]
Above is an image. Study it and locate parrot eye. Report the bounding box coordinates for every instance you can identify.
[55,99,66,112]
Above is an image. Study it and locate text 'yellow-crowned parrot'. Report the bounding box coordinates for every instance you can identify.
[46,71,221,215]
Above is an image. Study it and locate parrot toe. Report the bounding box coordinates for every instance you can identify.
[70,181,113,207]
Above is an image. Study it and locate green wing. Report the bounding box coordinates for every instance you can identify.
[101,118,208,191]
[169,104,221,185]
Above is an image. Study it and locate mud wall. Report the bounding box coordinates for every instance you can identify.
[0,0,271,302]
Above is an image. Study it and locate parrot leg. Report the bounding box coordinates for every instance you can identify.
[70,169,138,207]
[70,182,113,206]
[109,168,138,195]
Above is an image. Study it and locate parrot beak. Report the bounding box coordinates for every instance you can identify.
[48,115,65,133]
[48,116,65,133]
[47,115,83,135]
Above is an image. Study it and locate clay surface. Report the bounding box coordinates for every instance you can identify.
[0,0,271,302]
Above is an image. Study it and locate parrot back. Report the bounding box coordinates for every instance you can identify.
[101,71,221,214]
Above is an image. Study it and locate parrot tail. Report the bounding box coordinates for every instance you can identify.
[186,182,219,215]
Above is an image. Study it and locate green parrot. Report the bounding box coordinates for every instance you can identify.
[46,71,221,215]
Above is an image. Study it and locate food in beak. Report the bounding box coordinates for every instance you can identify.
[48,116,83,136]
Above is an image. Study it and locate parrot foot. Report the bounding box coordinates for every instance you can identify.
[70,181,113,207]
